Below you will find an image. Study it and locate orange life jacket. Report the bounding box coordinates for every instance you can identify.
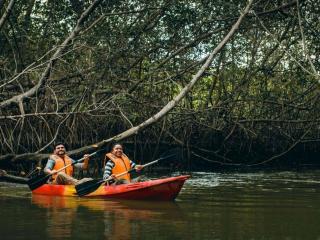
[106,153,131,182]
[50,154,74,181]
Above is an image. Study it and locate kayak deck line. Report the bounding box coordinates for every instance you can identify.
[32,175,190,201]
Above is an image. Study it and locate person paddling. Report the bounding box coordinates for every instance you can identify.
[44,143,92,185]
[103,143,143,184]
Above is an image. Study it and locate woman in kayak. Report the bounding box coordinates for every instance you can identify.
[103,143,143,184]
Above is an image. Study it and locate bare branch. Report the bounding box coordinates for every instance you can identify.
[0,0,104,109]
[0,0,15,30]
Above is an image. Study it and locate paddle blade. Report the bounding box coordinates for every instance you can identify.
[75,179,104,197]
[27,173,50,191]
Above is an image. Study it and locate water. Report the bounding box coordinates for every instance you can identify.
[1,171,320,240]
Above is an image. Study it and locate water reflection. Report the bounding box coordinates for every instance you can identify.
[2,171,320,240]
[32,195,184,240]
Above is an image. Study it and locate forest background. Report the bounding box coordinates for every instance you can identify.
[0,0,319,177]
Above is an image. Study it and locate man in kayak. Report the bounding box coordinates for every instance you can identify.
[103,143,143,184]
[44,143,92,185]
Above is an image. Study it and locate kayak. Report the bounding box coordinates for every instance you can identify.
[32,175,190,200]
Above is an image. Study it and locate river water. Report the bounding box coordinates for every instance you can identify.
[1,170,320,240]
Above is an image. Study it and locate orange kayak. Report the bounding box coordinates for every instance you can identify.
[32,175,190,201]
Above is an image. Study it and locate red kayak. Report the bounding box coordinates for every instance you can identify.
[32,175,190,201]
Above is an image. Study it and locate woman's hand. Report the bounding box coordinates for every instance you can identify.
[135,165,143,171]
[110,174,117,179]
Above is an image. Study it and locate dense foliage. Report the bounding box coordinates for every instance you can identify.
[0,0,319,170]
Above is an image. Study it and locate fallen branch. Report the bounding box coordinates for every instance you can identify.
[0,169,28,184]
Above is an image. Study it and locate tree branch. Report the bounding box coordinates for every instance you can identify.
[0,0,104,109]
[0,0,15,30]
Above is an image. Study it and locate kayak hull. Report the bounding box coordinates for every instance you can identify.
[32,175,190,201]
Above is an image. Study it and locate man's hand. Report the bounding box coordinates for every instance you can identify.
[82,154,90,170]
[45,169,57,175]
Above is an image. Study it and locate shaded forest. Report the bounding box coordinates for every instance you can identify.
[0,0,319,175]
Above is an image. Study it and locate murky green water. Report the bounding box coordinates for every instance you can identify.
[1,171,320,240]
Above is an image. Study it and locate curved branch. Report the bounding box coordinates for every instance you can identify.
[88,0,254,150]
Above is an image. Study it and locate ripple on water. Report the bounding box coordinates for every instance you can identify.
[178,171,320,207]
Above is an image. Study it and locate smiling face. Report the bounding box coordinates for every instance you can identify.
[54,144,66,156]
[112,144,123,158]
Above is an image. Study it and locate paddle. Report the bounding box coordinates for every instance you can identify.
[27,149,104,191]
[75,153,176,197]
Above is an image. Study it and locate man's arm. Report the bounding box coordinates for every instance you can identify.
[73,154,90,170]
[44,159,55,174]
